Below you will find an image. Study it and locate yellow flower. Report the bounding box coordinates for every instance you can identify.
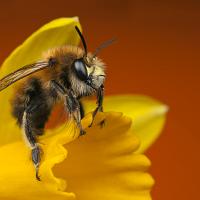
[0,18,168,200]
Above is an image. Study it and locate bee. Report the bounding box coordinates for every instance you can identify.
[0,26,115,181]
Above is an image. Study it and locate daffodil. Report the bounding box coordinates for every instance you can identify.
[0,17,168,200]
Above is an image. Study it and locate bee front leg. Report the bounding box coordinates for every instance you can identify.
[89,84,104,128]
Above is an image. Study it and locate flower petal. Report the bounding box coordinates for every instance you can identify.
[0,17,81,145]
[54,112,154,200]
[82,95,168,153]
[0,120,79,200]
[0,112,153,200]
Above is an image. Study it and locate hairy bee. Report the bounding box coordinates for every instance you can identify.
[0,26,114,181]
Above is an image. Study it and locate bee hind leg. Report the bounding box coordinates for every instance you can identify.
[11,78,53,181]
[22,100,51,181]
[22,110,42,181]
[31,145,42,181]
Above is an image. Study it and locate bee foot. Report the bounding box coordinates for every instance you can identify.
[35,165,41,181]
[80,129,86,136]
[32,146,41,181]
[88,123,93,128]
[88,119,95,128]
[99,119,106,128]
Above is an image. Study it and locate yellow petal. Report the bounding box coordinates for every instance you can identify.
[54,112,154,200]
[0,112,153,200]
[82,95,168,153]
[0,120,79,200]
[0,17,81,145]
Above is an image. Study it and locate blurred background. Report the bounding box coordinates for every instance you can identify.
[0,0,199,199]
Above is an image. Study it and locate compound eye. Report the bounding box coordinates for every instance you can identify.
[73,59,88,81]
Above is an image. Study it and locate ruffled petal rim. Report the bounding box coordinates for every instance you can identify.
[83,95,168,153]
[0,112,154,200]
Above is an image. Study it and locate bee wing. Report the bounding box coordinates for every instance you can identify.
[0,61,50,91]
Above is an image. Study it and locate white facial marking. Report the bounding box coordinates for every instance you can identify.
[86,66,105,76]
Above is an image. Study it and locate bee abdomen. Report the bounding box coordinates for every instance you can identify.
[12,77,53,135]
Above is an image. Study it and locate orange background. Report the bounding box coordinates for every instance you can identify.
[0,1,199,199]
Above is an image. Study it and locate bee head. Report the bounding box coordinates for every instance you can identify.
[72,55,105,91]
[73,26,114,90]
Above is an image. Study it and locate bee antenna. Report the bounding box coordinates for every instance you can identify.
[93,38,117,58]
[75,26,88,55]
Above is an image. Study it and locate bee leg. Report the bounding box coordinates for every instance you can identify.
[32,145,41,181]
[89,85,104,128]
[22,110,42,181]
[65,91,86,136]
[79,101,85,119]
[73,107,86,136]
[51,80,67,95]
[12,78,52,181]
[51,80,85,135]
